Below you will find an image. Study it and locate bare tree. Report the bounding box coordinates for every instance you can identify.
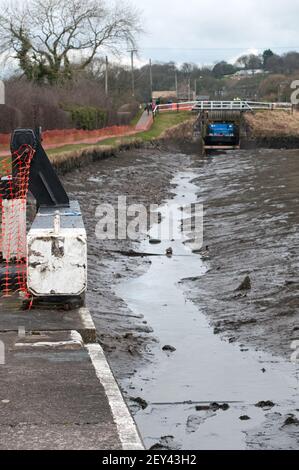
[0,0,142,83]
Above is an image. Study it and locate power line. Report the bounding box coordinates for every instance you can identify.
[149,58,153,100]
[138,45,299,51]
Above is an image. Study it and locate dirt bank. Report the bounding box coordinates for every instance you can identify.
[243,110,299,148]
[161,118,195,142]
[244,110,299,138]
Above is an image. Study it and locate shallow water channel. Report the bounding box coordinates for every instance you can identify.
[116,168,298,450]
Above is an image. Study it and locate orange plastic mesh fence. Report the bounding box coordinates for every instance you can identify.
[0,125,136,153]
[0,145,35,297]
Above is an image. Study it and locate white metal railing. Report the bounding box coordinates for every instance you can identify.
[192,101,252,111]
[152,100,293,114]
[246,101,293,110]
[153,101,195,114]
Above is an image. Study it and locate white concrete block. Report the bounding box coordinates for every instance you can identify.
[27,202,87,297]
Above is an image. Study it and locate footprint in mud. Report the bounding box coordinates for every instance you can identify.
[186,410,216,433]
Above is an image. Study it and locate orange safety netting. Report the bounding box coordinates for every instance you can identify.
[0,125,134,151]
[0,144,35,297]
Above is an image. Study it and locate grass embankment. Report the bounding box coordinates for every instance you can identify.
[47,111,192,164]
[244,110,299,138]
[0,112,192,171]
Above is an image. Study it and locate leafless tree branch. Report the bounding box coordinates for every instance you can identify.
[0,0,142,82]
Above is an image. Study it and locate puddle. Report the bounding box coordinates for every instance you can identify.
[116,169,299,450]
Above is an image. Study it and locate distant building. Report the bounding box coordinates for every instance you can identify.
[233,69,266,77]
[177,85,196,102]
[196,95,210,101]
[152,91,177,101]
[153,88,197,103]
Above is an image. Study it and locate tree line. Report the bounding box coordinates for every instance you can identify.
[212,50,299,77]
[1,0,299,132]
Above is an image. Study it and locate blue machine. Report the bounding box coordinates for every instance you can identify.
[205,121,239,147]
[208,122,235,137]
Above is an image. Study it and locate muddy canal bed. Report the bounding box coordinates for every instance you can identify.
[62,145,299,450]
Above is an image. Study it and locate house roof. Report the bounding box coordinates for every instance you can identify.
[152,91,177,99]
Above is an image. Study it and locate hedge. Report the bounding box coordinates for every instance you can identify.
[65,105,108,130]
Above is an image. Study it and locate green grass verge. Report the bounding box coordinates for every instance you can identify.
[134,111,191,141]
[47,142,97,156]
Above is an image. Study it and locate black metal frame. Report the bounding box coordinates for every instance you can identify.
[10,128,70,208]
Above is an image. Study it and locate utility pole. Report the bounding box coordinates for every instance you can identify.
[175,72,178,99]
[129,49,137,97]
[188,77,191,101]
[194,79,197,99]
[149,59,153,100]
[105,56,109,96]
[0,80,5,104]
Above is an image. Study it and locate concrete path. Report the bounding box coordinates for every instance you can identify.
[0,305,143,450]
[135,111,154,131]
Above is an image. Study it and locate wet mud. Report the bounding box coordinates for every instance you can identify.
[185,148,299,358]
[62,145,299,449]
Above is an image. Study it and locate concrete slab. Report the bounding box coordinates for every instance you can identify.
[0,423,121,450]
[14,330,83,350]
[0,332,121,449]
[0,309,143,449]
[0,305,96,343]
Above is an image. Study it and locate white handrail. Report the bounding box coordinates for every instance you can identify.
[152,100,292,116]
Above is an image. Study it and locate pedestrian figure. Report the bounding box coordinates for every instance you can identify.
[145,103,150,115]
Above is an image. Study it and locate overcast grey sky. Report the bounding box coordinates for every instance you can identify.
[129,0,299,66]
